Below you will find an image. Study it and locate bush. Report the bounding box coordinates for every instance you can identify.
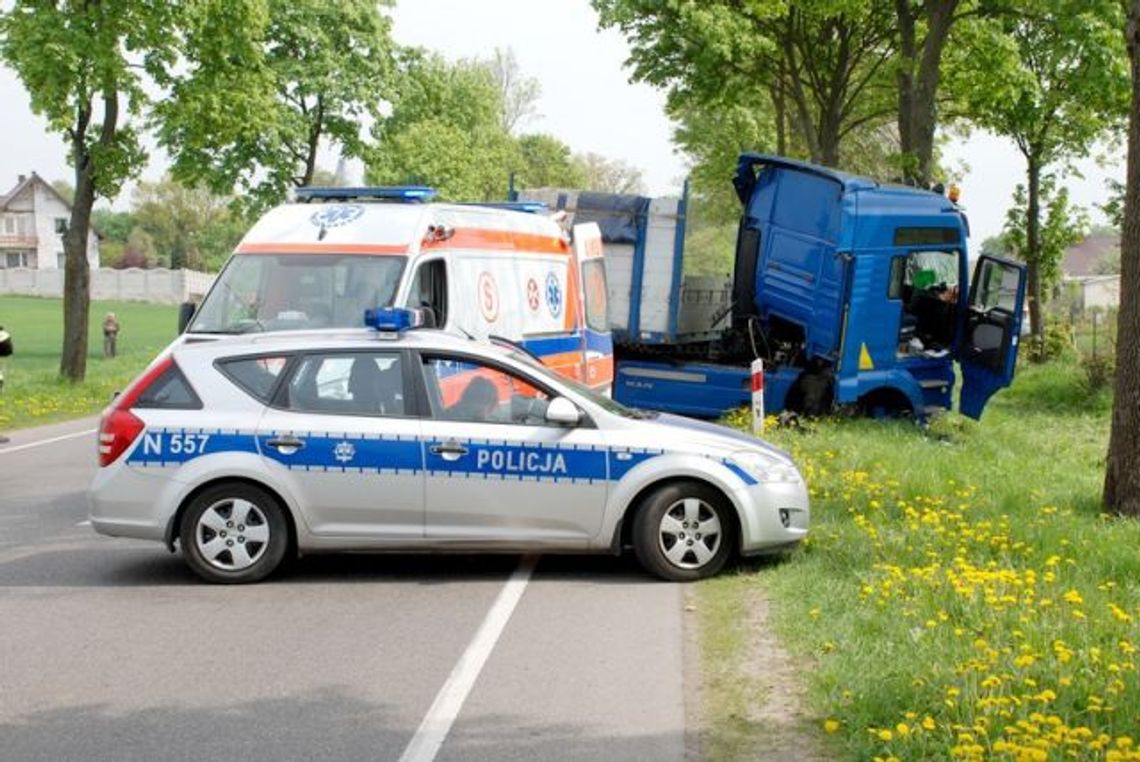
[1024,321,1074,363]
[1080,352,1115,392]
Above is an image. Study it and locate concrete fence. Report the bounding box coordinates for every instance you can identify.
[0,267,215,305]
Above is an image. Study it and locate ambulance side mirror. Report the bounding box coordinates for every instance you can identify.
[545,396,581,426]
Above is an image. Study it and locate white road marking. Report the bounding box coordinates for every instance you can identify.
[76,520,91,527]
[0,428,96,455]
[398,555,538,762]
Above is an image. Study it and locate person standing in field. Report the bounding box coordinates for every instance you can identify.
[102,312,120,358]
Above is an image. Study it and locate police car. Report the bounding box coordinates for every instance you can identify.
[89,309,809,583]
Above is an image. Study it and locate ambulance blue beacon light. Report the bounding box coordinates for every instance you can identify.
[364,307,424,333]
[296,186,439,203]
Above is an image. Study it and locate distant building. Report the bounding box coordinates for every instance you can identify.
[1062,231,1120,311]
[0,172,100,270]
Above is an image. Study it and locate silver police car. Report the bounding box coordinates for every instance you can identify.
[89,309,809,583]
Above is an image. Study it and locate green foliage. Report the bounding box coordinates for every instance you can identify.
[368,50,517,201]
[91,209,135,243]
[951,0,1129,166]
[1101,178,1125,229]
[593,0,898,168]
[683,217,737,277]
[673,100,776,225]
[0,1,180,199]
[1023,320,1075,364]
[132,178,246,271]
[160,0,397,213]
[1080,352,1115,393]
[513,134,585,189]
[1002,176,1089,292]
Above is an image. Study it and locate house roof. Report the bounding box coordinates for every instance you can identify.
[0,171,77,212]
[1063,232,1119,277]
[0,172,107,241]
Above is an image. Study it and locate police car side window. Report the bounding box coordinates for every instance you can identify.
[286,352,405,416]
[136,362,202,409]
[421,357,551,426]
[218,355,290,403]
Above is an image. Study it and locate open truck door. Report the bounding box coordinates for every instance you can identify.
[957,255,1027,419]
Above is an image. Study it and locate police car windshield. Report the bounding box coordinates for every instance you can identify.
[505,350,657,420]
[191,254,405,334]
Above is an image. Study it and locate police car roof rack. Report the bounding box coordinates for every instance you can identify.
[457,201,548,214]
[296,186,438,204]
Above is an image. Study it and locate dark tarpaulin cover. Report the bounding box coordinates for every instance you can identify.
[573,192,649,244]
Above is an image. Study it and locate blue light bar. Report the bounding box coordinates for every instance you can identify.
[364,307,424,333]
[459,201,549,214]
[297,186,438,203]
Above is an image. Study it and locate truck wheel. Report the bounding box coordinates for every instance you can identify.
[633,482,733,581]
[179,482,288,584]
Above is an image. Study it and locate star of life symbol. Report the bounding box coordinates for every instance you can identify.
[334,440,356,464]
[309,204,364,229]
[545,272,562,318]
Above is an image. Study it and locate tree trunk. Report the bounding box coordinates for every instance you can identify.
[300,96,324,187]
[60,88,118,381]
[771,79,787,156]
[60,152,94,382]
[1104,0,1140,517]
[895,0,958,186]
[1025,154,1044,339]
[895,0,917,179]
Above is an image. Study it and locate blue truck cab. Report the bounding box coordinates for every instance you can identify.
[524,154,1027,420]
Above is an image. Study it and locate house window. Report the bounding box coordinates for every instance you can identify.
[57,253,66,269]
[4,252,33,268]
[54,218,68,234]
[2,216,14,235]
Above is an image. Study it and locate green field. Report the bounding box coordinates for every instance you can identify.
[702,363,1140,761]
[0,296,178,430]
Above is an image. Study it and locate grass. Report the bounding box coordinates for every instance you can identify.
[703,361,1140,761]
[0,296,177,430]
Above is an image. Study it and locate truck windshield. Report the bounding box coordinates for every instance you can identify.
[190,254,406,334]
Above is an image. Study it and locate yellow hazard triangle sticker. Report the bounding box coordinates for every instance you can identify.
[859,343,875,370]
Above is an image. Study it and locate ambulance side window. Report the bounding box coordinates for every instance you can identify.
[420,356,552,426]
[407,260,448,328]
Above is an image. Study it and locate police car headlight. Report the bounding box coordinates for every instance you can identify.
[730,451,802,484]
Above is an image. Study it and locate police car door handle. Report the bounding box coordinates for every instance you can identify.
[429,441,468,460]
[266,436,305,454]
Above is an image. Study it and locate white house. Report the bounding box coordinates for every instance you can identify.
[0,172,100,270]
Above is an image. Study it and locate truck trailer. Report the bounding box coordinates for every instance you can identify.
[518,153,1027,420]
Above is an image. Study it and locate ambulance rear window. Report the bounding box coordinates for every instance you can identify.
[582,259,608,332]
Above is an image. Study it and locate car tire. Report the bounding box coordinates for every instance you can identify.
[632,481,734,581]
[179,482,289,584]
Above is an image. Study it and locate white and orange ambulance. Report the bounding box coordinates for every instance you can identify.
[182,187,614,394]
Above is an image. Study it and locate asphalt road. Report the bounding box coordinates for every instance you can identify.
[0,417,689,761]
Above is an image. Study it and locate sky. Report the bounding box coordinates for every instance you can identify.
[0,0,1125,244]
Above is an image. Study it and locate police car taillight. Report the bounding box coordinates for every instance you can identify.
[98,356,172,467]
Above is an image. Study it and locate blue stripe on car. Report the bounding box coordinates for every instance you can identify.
[126,429,760,487]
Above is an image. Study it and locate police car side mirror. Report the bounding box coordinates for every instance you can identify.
[545,396,581,426]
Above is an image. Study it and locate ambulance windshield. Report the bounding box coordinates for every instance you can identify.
[190,253,406,334]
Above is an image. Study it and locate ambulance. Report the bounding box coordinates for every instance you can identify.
[182,187,614,393]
